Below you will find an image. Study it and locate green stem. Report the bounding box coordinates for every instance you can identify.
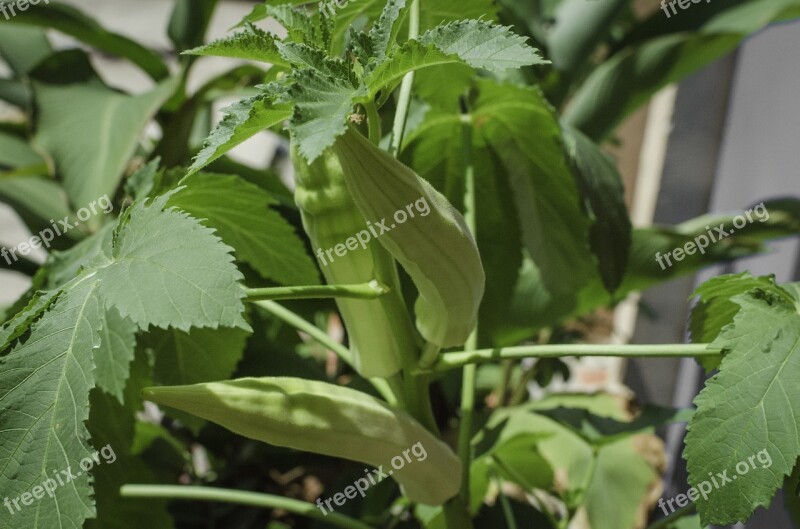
[645,503,697,529]
[244,281,388,302]
[423,344,719,373]
[254,300,398,405]
[457,113,478,508]
[389,0,420,157]
[365,101,382,146]
[120,485,375,529]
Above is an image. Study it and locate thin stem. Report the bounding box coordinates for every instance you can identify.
[254,300,398,405]
[120,485,375,529]
[423,344,719,373]
[389,0,420,157]
[365,101,382,146]
[243,281,388,302]
[645,503,697,529]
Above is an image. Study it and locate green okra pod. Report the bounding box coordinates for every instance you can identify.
[292,148,416,377]
[332,127,485,349]
[144,377,462,505]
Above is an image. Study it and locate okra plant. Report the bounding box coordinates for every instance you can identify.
[0,1,799,529]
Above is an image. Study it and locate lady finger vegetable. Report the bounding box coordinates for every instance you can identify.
[332,127,486,349]
[292,148,416,377]
[143,377,462,505]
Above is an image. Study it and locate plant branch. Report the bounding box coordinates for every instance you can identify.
[243,281,389,302]
[389,0,420,157]
[254,300,398,405]
[120,485,375,529]
[421,344,719,373]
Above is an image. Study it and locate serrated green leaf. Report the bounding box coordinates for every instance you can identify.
[689,272,788,370]
[368,0,408,61]
[684,285,800,525]
[94,194,249,332]
[184,25,288,66]
[94,307,137,403]
[0,279,102,529]
[475,79,593,307]
[364,40,462,98]
[189,94,292,175]
[562,124,631,293]
[167,172,319,286]
[0,289,60,354]
[418,20,546,72]
[288,69,362,162]
[276,41,349,77]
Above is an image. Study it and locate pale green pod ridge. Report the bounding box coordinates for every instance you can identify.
[292,147,417,377]
[144,377,462,505]
[332,128,485,348]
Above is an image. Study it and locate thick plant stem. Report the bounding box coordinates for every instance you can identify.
[254,300,398,405]
[423,343,719,373]
[389,0,420,157]
[120,485,375,529]
[243,281,388,302]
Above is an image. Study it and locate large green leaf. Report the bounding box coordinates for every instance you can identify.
[5,2,169,80]
[0,191,250,528]
[684,282,800,525]
[474,79,593,308]
[34,78,177,212]
[167,172,319,286]
[0,280,103,529]
[94,194,249,332]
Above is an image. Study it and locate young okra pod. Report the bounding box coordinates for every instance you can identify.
[332,128,485,349]
[144,377,462,505]
[292,148,416,377]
